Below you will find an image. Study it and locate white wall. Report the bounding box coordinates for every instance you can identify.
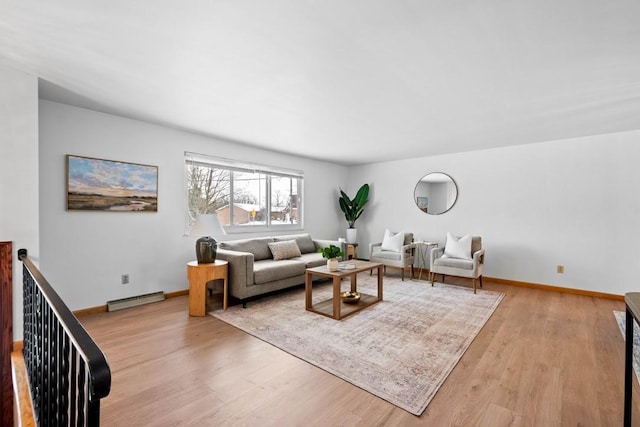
[39,100,347,312]
[31,93,640,328]
[0,63,39,341]
[348,131,640,296]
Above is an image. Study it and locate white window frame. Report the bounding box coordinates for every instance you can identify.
[185,152,304,233]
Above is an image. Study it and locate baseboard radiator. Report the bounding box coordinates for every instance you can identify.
[107,291,165,312]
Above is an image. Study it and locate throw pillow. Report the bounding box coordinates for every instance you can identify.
[273,234,316,254]
[444,233,472,260]
[268,240,302,260]
[381,229,405,252]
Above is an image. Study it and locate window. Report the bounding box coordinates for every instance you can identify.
[185,152,303,232]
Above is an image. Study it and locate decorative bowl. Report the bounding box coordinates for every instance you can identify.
[340,291,361,304]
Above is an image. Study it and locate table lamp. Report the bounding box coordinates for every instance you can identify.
[189,214,226,263]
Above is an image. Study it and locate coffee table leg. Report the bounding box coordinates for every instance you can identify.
[333,276,341,320]
[351,272,357,293]
[305,271,312,310]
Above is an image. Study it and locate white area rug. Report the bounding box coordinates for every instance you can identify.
[210,276,504,415]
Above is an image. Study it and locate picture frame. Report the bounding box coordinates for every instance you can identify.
[66,154,158,212]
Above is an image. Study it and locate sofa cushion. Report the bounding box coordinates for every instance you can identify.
[268,240,302,260]
[433,256,474,270]
[371,249,402,261]
[294,252,326,268]
[273,233,316,254]
[252,259,306,285]
[219,237,274,261]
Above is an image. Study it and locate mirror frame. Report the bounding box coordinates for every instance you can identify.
[413,172,458,215]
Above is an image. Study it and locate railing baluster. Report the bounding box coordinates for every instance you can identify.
[70,347,77,426]
[57,323,67,425]
[44,303,50,426]
[52,318,60,425]
[78,363,86,427]
[18,249,111,426]
[36,287,43,424]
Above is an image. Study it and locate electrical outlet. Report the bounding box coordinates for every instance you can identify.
[556,265,564,274]
[121,274,129,284]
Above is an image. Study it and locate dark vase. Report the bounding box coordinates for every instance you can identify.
[195,236,218,263]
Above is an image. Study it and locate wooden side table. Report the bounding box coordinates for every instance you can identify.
[187,260,228,316]
[347,243,359,260]
[413,241,438,280]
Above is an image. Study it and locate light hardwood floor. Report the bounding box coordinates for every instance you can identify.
[79,277,640,426]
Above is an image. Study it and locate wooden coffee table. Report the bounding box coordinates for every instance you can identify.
[305,260,383,320]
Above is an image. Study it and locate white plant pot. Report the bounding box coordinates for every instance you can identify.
[346,228,357,243]
[327,258,339,271]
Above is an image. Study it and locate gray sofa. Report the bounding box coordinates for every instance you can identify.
[216,233,345,305]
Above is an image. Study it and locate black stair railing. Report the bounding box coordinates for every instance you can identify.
[19,249,111,426]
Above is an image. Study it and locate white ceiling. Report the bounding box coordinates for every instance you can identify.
[2,0,640,165]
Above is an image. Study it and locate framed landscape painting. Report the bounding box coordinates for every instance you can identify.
[66,155,158,212]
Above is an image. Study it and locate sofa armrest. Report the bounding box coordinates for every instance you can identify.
[215,248,254,300]
[369,242,382,255]
[473,248,485,265]
[430,246,444,265]
[401,243,414,260]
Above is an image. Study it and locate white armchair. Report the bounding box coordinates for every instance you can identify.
[369,231,415,281]
[430,234,484,293]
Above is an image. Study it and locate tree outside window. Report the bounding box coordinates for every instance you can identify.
[185,154,303,231]
[186,165,230,225]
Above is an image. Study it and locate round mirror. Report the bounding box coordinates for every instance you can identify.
[414,173,458,215]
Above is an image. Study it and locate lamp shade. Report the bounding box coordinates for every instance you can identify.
[189,214,226,263]
[189,214,226,237]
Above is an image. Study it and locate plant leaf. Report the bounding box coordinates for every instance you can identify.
[353,184,369,206]
[338,183,369,227]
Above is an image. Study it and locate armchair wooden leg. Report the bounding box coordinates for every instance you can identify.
[472,279,476,294]
[479,275,483,288]
[401,268,405,281]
